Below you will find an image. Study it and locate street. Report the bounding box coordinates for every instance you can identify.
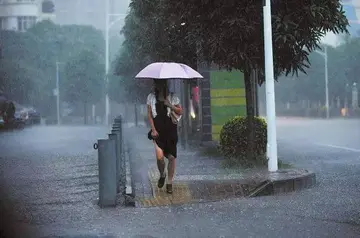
[1,118,360,238]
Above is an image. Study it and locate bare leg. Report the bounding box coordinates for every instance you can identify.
[167,155,176,184]
[154,142,165,177]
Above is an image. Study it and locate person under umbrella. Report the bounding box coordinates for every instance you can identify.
[137,62,202,194]
[146,79,183,194]
[0,100,15,124]
[0,96,8,119]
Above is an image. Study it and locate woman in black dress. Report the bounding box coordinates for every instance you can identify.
[147,80,182,194]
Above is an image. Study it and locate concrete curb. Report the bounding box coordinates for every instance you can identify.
[135,168,316,207]
[248,170,316,197]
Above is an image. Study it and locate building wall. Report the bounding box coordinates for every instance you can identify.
[52,0,128,31]
[0,0,129,32]
[0,0,41,31]
[343,0,360,35]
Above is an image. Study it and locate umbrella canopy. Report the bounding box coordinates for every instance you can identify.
[135,62,203,80]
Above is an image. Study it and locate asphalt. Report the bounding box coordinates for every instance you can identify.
[1,118,360,238]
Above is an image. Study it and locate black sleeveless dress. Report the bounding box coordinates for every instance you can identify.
[147,100,178,158]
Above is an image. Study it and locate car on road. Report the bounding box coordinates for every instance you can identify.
[27,107,41,124]
[13,104,41,125]
[0,100,41,130]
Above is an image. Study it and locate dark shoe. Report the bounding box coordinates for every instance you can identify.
[166,184,173,194]
[157,175,166,188]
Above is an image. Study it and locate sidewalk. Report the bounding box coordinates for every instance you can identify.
[125,126,316,207]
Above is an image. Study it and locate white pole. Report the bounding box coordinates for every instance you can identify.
[263,0,278,172]
[324,46,329,119]
[56,62,60,125]
[92,104,96,123]
[105,0,110,125]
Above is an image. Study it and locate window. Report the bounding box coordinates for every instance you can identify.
[0,17,8,30]
[42,0,55,13]
[17,16,36,31]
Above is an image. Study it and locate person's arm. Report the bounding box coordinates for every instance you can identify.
[169,103,182,115]
[147,105,156,132]
[146,94,157,133]
[166,95,183,115]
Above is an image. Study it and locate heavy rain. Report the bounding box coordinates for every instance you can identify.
[0,0,359,237]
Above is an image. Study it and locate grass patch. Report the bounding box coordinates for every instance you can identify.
[278,160,292,169]
[199,145,223,157]
[221,155,293,171]
[196,144,293,171]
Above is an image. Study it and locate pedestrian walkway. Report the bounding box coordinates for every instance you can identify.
[126,126,258,207]
[125,125,316,207]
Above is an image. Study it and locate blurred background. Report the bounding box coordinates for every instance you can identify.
[0,0,359,128]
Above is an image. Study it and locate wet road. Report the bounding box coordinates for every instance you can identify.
[1,119,360,238]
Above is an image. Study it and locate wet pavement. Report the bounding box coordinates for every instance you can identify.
[128,127,316,207]
[0,119,360,237]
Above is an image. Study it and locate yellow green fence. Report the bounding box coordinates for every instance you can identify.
[210,70,246,140]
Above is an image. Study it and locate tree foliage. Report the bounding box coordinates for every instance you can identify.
[275,36,360,105]
[116,0,349,101]
[112,0,198,103]
[0,21,105,116]
[162,0,348,79]
[63,50,104,104]
[115,0,349,153]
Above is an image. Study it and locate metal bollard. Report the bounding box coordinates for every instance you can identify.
[112,127,123,157]
[113,123,122,146]
[111,130,122,171]
[94,139,117,207]
[108,133,120,185]
[114,115,122,126]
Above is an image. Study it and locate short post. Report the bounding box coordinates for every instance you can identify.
[112,116,124,188]
[108,133,120,186]
[111,128,122,179]
[113,116,123,144]
[95,139,117,207]
[114,116,122,127]
[92,104,96,124]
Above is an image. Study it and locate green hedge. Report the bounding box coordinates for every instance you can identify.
[219,116,267,167]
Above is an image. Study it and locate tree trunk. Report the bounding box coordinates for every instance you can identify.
[83,102,87,125]
[244,70,256,160]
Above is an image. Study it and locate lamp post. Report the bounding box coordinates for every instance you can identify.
[55,61,63,125]
[352,82,358,109]
[315,46,329,119]
[263,0,278,172]
[104,0,126,125]
[345,83,349,115]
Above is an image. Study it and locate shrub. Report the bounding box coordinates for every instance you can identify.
[219,116,267,167]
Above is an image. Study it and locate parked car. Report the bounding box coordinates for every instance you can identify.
[18,107,41,125]
[27,108,41,124]
[0,110,25,130]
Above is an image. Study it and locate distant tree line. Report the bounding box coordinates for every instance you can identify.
[110,0,348,155]
[273,36,360,113]
[0,21,105,120]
